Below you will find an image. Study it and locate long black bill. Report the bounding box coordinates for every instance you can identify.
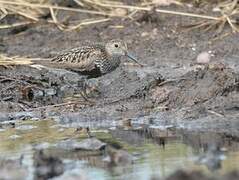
[127,53,144,67]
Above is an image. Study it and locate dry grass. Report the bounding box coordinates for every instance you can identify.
[183,0,239,34]
[0,0,238,33]
[0,0,116,30]
[0,54,36,66]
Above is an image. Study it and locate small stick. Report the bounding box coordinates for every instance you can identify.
[4,6,39,21]
[65,18,110,31]
[0,21,33,29]
[207,110,224,117]
[0,0,112,16]
[84,2,222,21]
[29,100,91,111]
[49,7,65,30]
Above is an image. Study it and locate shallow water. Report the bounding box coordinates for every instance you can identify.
[0,119,238,180]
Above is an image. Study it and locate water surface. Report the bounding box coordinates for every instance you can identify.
[0,119,238,180]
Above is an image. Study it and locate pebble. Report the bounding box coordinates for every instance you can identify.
[197,51,211,64]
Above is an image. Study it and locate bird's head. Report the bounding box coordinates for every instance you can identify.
[105,39,143,66]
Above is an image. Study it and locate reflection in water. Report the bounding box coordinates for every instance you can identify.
[196,145,225,171]
[110,127,239,176]
[0,119,238,180]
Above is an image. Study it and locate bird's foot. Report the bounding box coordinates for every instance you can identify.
[75,126,94,138]
[80,79,101,102]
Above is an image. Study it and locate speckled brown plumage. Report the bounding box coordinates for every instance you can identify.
[50,39,142,78]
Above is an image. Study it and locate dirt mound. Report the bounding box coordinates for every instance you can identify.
[150,64,239,114]
[0,65,85,109]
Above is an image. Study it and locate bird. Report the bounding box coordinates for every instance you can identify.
[30,39,143,101]
[48,39,143,78]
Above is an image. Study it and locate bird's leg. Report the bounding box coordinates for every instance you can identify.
[76,80,101,104]
[81,79,100,101]
[79,80,94,102]
[64,80,94,104]
[79,91,90,102]
[75,127,93,137]
[86,127,93,138]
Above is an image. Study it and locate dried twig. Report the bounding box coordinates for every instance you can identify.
[49,7,65,30]
[30,100,91,111]
[0,21,33,29]
[65,18,110,31]
[0,0,111,16]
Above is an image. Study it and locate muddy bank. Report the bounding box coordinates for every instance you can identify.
[147,64,239,135]
[1,62,239,135]
[1,1,239,135]
[0,0,239,132]
[1,1,239,179]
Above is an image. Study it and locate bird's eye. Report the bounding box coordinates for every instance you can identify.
[114,44,119,48]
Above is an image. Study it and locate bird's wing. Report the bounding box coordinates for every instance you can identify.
[51,46,105,72]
